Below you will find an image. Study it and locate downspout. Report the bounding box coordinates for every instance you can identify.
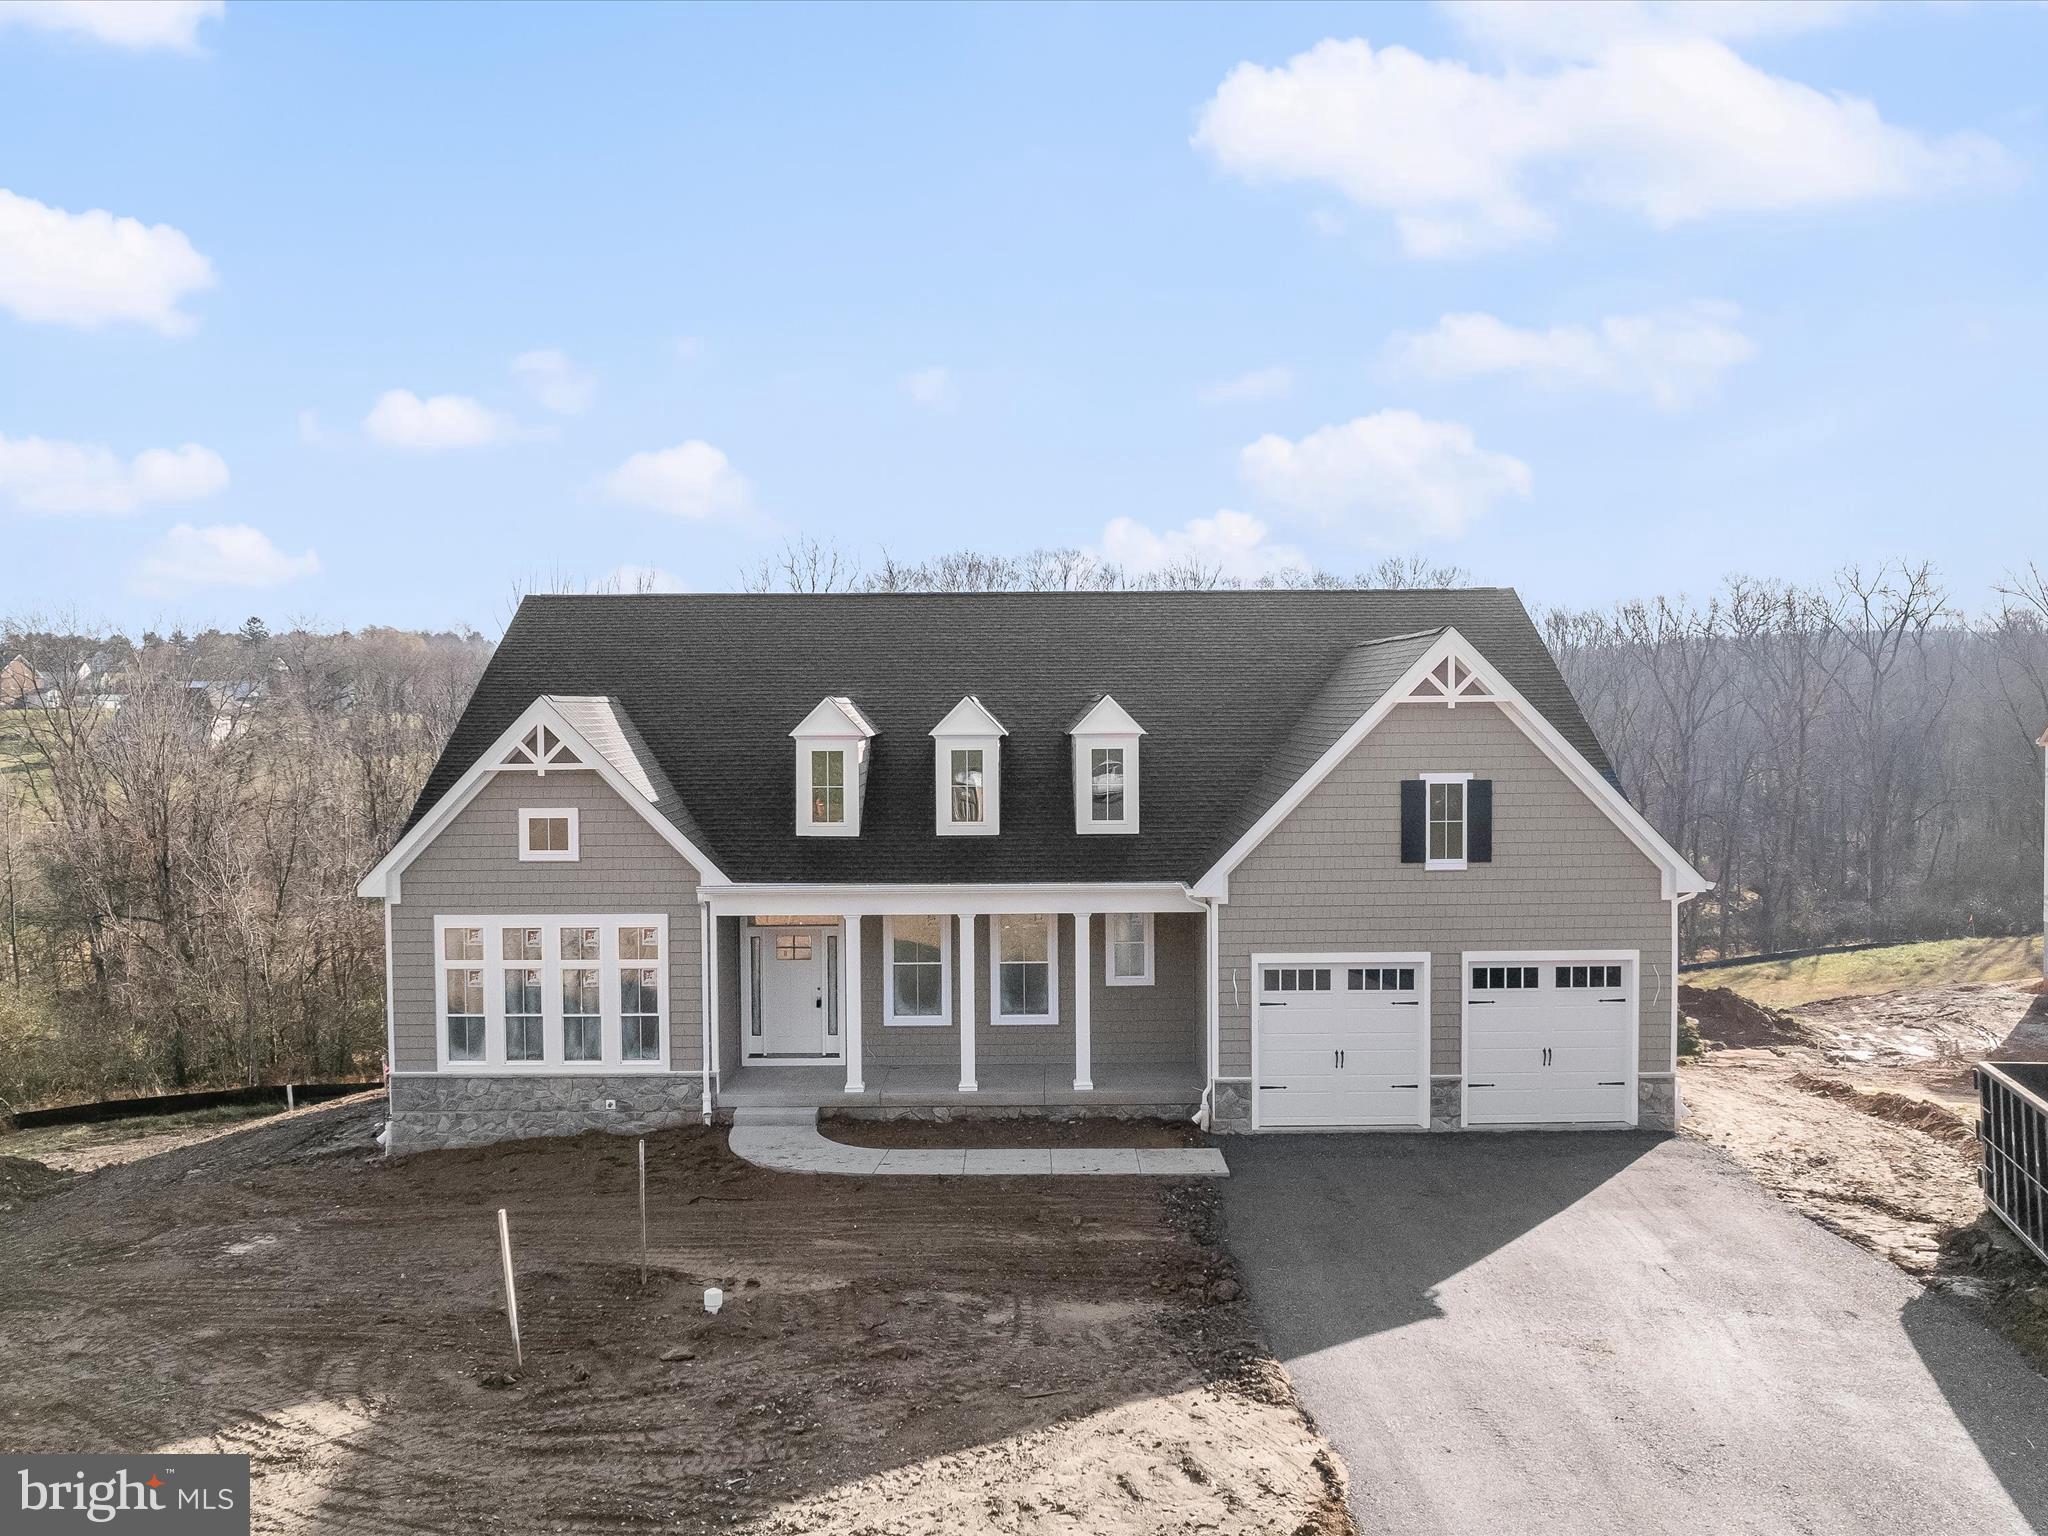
[698,896,713,1125]
[1194,891,1221,1130]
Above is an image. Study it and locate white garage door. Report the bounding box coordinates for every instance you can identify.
[1254,955,1429,1128]
[1463,954,1634,1126]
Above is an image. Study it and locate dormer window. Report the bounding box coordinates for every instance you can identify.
[790,697,875,837]
[930,695,1005,836]
[1068,694,1143,835]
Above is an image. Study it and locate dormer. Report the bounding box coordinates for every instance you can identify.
[790,697,875,837]
[930,695,1006,836]
[1068,694,1144,835]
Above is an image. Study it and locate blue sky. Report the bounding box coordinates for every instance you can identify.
[1,0,2043,633]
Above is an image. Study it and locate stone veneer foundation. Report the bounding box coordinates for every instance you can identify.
[385,1073,705,1156]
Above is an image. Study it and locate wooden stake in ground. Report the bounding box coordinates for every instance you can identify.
[637,1138,648,1288]
[285,1084,295,1112]
[496,1207,522,1368]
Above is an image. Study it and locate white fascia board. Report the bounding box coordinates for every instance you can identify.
[1189,627,1709,901]
[356,695,727,901]
[707,882,1203,917]
[1068,693,1145,737]
[790,696,875,739]
[930,694,1008,738]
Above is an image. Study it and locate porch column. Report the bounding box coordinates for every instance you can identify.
[1073,911,1093,1091]
[958,912,978,1092]
[844,914,865,1094]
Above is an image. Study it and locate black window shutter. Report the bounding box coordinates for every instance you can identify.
[1399,779,1425,863]
[1468,779,1493,863]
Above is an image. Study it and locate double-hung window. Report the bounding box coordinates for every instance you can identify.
[884,914,948,1025]
[950,750,984,825]
[810,750,846,826]
[1090,748,1125,823]
[434,916,666,1070]
[1106,913,1153,986]
[443,927,485,1062]
[1425,773,1468,870]
[994,914,1056,1024]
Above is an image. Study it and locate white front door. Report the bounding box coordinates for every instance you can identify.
[1254,954,1430,1128]
[1463,954,1634,1125]
[747,926,841,1059]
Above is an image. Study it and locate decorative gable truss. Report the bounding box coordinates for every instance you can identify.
[1405,652,1499,707]
[357,695,726,902]
[501,722,586,772]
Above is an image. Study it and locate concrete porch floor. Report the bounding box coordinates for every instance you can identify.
[716,1061,1203,1112]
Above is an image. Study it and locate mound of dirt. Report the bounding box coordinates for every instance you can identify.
[1681,984,1810,1050]
[1788,1072,1979,1151]
[0,1154,65,1208]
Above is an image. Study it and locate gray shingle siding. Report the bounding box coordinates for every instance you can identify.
[390,772,703,1074]
[1217,703,1672,1082]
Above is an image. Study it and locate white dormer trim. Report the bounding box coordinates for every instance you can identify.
[1070,693,1144,836]
[931,695,1006,837]
[791,696,876,838]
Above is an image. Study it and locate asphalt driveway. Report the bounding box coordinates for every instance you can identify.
[1221,1132,2048,1535]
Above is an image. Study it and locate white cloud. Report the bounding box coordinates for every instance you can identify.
[0,433,227,515]
[1391,302,1756,408]
[0,188,215,333]
[363,389,510,450]
[130,523,320,596]
[601,563,683,594]
[1099,510,1307,583]
[511,348,596,415]
[602,441,753,522]
[1445,0,1862,60]
[1238,410,1530,542]
[900,366,956,411]
[1200,366,1294,405]
[0,1,223,52]
[1193,31,2007,256]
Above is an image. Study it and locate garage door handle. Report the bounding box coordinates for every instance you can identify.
[1598,1080,1626,1087]
[1469,1082,1495,1088]
[1599,997,1627,1004]
[1391,999,1420,1006]
[1391,1082,1418,1089]
[1259,1084,1287,1090]
[1469,999,1494,1005]
[1264,1001,1287,1008]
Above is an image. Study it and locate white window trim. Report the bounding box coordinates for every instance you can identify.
[518,807,580,862]
[1074,738,1140,835]
[797,743,862,838]
[1104,912,1155,987]
[990,912,1059,1026]
[432,913,669,1073]
[1422,771,1473,872]
[881,914,953,1027]
[936,738,1001,836]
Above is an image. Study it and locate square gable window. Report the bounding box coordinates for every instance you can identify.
[519,808,578,862]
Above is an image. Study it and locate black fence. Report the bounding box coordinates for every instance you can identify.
[4,1080,382,1133]
[1977,1062,2048,1267]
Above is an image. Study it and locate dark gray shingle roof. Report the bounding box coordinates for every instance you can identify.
[402,589,1610,885]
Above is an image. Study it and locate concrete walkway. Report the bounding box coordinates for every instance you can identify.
[728,1107,1229,1177]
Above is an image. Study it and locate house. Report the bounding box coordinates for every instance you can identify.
[1,652,42,707]
[358,591,1710,1155]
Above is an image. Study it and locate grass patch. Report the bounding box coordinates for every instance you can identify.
[1707,936,2043,1010]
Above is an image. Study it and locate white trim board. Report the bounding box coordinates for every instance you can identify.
[358,696,727,902]
[1192,628,1710,903]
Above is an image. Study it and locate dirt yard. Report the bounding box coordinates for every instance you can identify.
[1680,973,2048,1365]
[0,1099,1350,1536]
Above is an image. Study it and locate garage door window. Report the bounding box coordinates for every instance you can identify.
[1557,964,1623,989]
[1349,966,1416,991]
[1263,967,1331,992]
[1472,965,1539,990]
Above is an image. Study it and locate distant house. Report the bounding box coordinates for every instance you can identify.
[0,653,42,708]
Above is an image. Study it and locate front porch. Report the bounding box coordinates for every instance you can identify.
[717,1060,1203,1115]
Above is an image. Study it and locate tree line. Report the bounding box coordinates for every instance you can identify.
[2,553,2042,1108]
